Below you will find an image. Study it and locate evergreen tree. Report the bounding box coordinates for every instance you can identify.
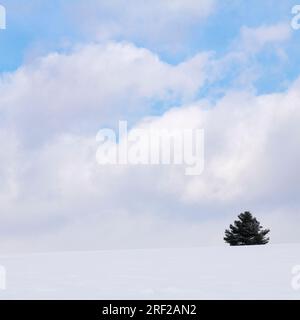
[224,211,270,246]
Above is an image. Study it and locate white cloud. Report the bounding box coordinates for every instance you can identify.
[0,75,300,252]
[0,35,299,252]
[205,23,293,92]
[67,0,216,50]
[239,23,291,54]
[0,42,210,145]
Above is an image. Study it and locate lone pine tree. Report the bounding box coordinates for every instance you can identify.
[224,211,270,246]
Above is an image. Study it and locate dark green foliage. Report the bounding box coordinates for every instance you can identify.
[224,211,270,246]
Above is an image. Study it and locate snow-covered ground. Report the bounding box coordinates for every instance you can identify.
[0,244,299,300]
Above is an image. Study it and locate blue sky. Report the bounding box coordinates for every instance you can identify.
[0,1,300,252]
[1,0,300,91]
[0,0,298,118]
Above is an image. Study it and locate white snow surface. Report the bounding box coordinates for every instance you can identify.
[0,244,299,300]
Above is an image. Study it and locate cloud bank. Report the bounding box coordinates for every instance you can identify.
[0,35,299,252]
[0,0,299,252]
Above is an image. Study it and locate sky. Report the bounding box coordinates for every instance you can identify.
[0,0,300,253]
